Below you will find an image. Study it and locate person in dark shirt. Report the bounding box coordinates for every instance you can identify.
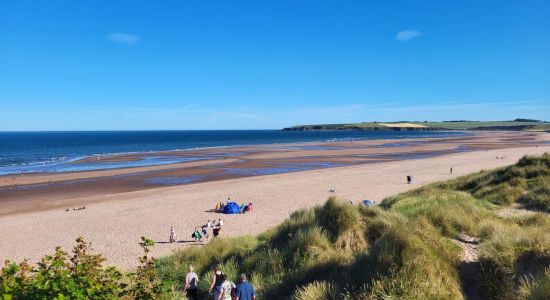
[235,273,256,300]
[209,265,224,300]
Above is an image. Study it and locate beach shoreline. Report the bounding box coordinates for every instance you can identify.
[0,131,547,217]
[0,131,548,269]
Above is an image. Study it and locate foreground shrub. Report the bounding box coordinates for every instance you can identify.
[1,237,170,300]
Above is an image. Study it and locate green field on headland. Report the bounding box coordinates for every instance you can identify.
[283,119,550,131]
[2,154,549,299]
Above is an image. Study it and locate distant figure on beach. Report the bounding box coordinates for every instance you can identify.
[207,219,212,228]
[185,265,199,300]
[201,225,209,240]
[235,274,256,300]
[450,167,453,174]
[192,227,202,242]
[209,265,224,300]
[218,218,224,227]
[407,175,412,184]
[169,226,178,243]
[213,225,221,238]
[218,273,235,300]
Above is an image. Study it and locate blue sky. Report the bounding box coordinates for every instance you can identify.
[1,0,549,130]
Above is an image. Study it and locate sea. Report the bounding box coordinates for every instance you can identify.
[0,130,467,175]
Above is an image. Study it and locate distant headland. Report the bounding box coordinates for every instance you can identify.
[283,119,550,131]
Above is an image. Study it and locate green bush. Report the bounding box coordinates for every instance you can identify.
[1,237,171,300]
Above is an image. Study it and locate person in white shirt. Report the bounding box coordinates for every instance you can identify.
[185,265,199,300]
[218,218,224,227]
[217,273,235,300]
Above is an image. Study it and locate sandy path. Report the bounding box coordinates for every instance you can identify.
[452,233,482,300]
[0,145,549,269]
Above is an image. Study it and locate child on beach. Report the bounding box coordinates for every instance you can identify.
[192,228,202,242]
[201,225,209,240]
[169,226,178,243]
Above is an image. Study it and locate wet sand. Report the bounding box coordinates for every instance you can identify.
[0,131,548,269]
[0,131,547,216]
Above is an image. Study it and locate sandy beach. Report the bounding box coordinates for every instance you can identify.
[0,131,546,216]
[0,131,548,269]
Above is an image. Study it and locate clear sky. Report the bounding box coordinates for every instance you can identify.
[1,0,549,130]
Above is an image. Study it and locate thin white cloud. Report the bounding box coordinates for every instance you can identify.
[396,29,422,42]
[108,32,141,45]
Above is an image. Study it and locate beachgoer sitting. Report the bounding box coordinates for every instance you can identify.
[245,203,252,212]
[240,204,245,214]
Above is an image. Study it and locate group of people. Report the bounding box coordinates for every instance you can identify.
[184,265,256,300]
[215,198,253,214]
[169,219,225,243]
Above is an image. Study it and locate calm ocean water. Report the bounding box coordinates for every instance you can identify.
[0,130,467,175]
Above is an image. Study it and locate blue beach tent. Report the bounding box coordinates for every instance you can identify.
[223,202,241,214]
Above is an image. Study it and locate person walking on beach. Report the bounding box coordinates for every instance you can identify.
[185,265,199,300]
[169,226,178,243]
[192,227,202,242]
[202,225,209,240]
[207,219,212,228]
[450,167,453,174]
[235,274,256,300]
[213,225,221,238]
[406,175,412,184]
[217,273,235,300]
[218,218,224,227]
[209,265,224,300]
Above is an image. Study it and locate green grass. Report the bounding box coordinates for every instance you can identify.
[4,155,549,299]
[157,154,550,299]
[284,120,550,131]
[440,153,550,210]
